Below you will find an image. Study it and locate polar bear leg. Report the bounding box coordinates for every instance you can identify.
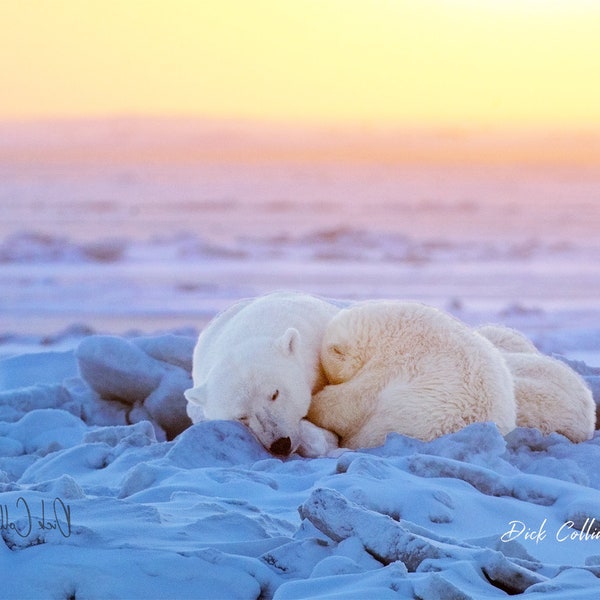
[296,419,340,457]
[308,379,373,441]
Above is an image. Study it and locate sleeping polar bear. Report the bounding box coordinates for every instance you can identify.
[184,292,340,456]
[308,301,517,448]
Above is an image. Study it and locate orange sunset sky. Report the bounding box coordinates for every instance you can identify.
[2,0,600,127]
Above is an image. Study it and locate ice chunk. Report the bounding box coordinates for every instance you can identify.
[166,421,269,468]
[309,555,365,578]
[132,334,196,372]
[476,549,546,595]
[27,474,86,499]
[143,369,192,440]
[76,336,165,403]
[262,538,333,579]
[273,562,411,600]
[119,462,160,498]
[424,422,508,467]
[0,384,81,423]
[9,409,86,455]
[299,488,545,593]
[524,568,600,596]
[195,547,281,600]
[412,573,473,600]
[562,499,600,534]
[407,454,557,506]
[62,376,129,427]
[83,421,157,448]
[0,350,79,391]
[0,436,24,457]
[299,487,454,569]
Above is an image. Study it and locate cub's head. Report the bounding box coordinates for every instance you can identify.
[184,328,311,456]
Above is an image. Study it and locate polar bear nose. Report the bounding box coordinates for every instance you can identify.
[270,437,292,456]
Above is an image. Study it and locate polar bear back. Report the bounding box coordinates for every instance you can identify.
[478,324,595,443]
[323,301,509,388]
[504,352,595,442]
[477,324,539,354]
[322,301,473,383]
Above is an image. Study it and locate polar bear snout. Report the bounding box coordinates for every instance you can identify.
[270,436,292,456]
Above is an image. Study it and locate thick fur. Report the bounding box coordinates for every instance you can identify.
[185,292,339,455]
[476,324,539,354]
[308,301,516,447]
[477,325,595,442]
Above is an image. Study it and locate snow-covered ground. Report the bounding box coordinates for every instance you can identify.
[1,119,600,598]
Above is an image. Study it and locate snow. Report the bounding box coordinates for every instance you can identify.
[2,338,600,598]
[2,118,600,598]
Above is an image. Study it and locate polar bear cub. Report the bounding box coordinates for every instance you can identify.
[477,325,595,442]
[184,292,340,456]
[308,301,516,448]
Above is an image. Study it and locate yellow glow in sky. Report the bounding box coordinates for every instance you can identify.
[2,0,600,125]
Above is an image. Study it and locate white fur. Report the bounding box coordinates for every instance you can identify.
[309,301,516,447]
[476,324,538,354]
[184,292,339,455]
[477,325,595,442]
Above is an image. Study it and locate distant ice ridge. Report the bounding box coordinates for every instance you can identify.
[1,336,600,597]
[0,232,128,263]
[1,228,598,265]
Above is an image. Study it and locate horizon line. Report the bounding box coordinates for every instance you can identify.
[2,113,600,134]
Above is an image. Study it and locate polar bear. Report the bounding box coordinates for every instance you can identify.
[184,292,340,456]
[476,324,539,354]
[308,301,516,448]
[477,325,595,442]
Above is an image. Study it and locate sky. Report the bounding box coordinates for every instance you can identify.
[2,0,600,126]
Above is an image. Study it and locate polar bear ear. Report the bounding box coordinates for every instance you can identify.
[184,384,207,406]
[277,327,300,356]
[329,344,346,358]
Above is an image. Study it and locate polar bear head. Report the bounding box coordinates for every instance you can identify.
[184,328,311,456]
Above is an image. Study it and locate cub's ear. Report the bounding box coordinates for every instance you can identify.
[184,384,207,406]
[277,327,300,356]
[327,343,346,359]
